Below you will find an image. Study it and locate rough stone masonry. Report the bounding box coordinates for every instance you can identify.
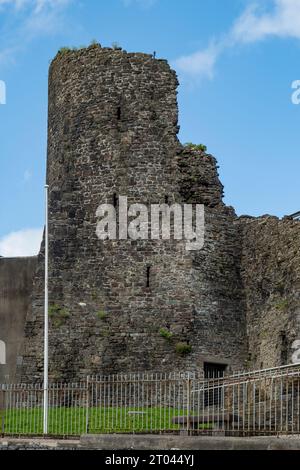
[4,44,297,382]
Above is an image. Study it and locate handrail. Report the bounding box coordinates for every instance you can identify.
[288,210,300,219]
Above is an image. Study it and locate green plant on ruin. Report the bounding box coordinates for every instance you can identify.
[90,39,99,46]
[274,299,290,311]
[175,342,192,355]
[159,328,173,341]
[58,45,89,55]
[49,304,70,328]
[184,142,207,152]
[99,328,110,337]
[91,290,100,301]
[58,47,71,55]
[96,310,107,320]
[260,329,269,340]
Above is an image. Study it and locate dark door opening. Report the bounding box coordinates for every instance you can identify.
[203,362,227,407]
[280,332,289,365]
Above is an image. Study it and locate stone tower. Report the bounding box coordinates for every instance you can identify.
[20,45,248,381]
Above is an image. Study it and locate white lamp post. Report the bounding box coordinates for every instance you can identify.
[43,184,49,434]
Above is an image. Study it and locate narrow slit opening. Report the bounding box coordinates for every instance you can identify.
[117,106,121,120]
[146,266,151,288]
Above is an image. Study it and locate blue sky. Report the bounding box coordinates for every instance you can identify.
[0,0,300,256]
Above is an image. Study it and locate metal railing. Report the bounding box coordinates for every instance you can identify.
[1,364,300,437]
[288,210,300,220]
[0,382,88,436]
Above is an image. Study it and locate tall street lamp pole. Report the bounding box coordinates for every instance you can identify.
[43,184,49,435]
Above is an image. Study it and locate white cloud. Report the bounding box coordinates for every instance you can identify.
[34,0,71,13]
[173,0,300,81]
[0,228,43,257]
[0,0,72,67]
[173,43,220,80]
[122,0,157,8]
[233,0,300,43]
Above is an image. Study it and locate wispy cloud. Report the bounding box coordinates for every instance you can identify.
[0,0,28,9]
[0,0,72,67]
[0,0,27,9]
[122,0,157,8]
[232,0,300,43]
[0,228,43,257]
[173,42,221,81]
[23,169,32,182]
[173,0,300,81]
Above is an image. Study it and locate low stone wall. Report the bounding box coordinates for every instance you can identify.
[0,438,79,450]
[80,434,300,450]
[2,435,300,450]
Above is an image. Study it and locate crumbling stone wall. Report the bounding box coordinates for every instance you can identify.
[177,147,224,207]
[239,216,300,369]
[19,45,248,381]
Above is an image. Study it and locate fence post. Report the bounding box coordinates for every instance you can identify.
[186,375,191,434]
[0,388,5,436]
[85,376,90,434]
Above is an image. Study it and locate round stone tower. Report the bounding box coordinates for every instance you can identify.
[20,45,247,381]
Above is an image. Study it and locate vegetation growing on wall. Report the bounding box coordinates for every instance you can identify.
[96,310,107,320]
[184,142,207,152]
[159,328,173,341]
[49,304,70,328]
[175,342,192,355]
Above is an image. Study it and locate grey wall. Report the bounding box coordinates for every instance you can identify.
[0,257,37,383]
[239,216,300,369]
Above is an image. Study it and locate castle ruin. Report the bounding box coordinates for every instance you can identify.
[1,45,300,382]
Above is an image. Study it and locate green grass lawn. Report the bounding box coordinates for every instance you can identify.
[0,406,195,436]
